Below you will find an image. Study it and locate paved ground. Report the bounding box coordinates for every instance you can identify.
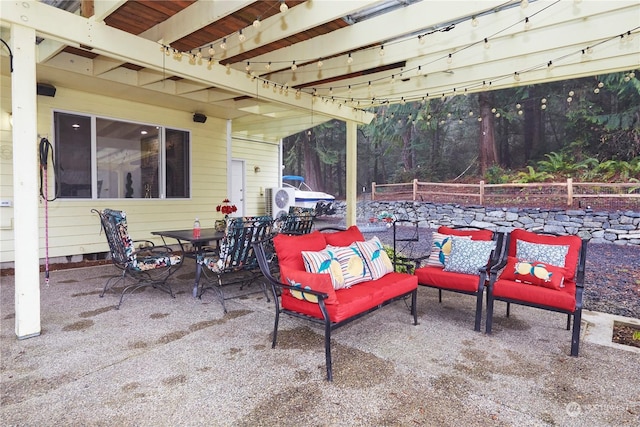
[1,258,639,426]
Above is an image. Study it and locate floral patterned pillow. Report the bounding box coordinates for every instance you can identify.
[444,237,496,275]
[516,240,569,267]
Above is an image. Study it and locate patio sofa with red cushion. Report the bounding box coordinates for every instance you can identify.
[253,225,418,381]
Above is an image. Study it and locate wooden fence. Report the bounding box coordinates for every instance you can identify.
[371,179,640,210]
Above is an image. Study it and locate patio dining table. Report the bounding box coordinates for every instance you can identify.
[151,228,225,298]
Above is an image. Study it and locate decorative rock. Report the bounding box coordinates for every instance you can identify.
[332,201,639,246]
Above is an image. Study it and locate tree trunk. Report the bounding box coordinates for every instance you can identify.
[479,92,498,175]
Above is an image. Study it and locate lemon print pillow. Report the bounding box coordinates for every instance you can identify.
[325,244,373,288]
[500,256,566,290]
[426,232,471,268]
[301,249,345,289]
[356,236,394,280]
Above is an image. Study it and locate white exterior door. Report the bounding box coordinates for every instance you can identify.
[231,159,245,217]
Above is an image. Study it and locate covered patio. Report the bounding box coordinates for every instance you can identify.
[1,261,639,425]
[1,0,639,392]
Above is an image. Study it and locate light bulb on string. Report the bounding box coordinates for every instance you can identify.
[279,1,288,13]
[484,38,490,49]
[447,53,453,65]
[291,61,297,71]
[245,62,251,71]
[317,58,323,68]
[265,62,271,71]
[524,17,532,31]
[207,59,213,70]
[253,17,261,28]
[379,45,385,57]
[514,72,521,82]
[347,53,353,64]
[418,35,425,45]
[471,16,479,27]
[220,38,227,50]
[238,30,246,42]
[208,44,215,56]
[521,0,529,9]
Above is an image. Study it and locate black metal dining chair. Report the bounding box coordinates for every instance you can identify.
[197,215,274,312]
[92,208,183,309]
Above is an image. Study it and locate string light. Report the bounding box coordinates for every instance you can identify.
[279,1,288,13]
[524,17,532,31]
[471,16,479,27]
[447,53,453,64]
[291,60,297,71]
[379,45,385,57]
[265,62,271,71]
[317,58,323,68]
[347,53,353,64]
[514,72,521,82]
[418,35,425,45]
[484,38,490,49]
[253,17,261,28]
[238,30,246,42]
[521,0,529,9]
[220,38,227,50]
[208,44,215,56]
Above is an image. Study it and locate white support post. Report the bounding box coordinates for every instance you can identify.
[11,24,41,339]
[345,121,357,227]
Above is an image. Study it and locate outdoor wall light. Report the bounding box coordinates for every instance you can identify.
[254,165,261,173]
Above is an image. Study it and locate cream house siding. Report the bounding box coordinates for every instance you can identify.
[0,76,14,261]
[0,77,256,264]
[231,137,280,216]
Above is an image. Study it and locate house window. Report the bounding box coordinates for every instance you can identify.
[54,112,190,199]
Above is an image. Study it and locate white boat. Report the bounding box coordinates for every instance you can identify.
[282,175,336,215]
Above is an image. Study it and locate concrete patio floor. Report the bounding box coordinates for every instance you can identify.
[1,261,639,426]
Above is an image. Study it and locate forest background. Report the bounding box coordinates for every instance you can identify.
[283,70,639,199]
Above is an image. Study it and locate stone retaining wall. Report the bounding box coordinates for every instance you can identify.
[332,200,640,246]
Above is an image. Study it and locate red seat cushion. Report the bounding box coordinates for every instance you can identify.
[492,278,577,312]
[281,272,417,323]
[438,226,493,241]
[274,231,327,271]
[414,266,482,293]
[508,229,582,279]
[324,225,365,247]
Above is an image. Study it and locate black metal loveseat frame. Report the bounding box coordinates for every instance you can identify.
[252,234,417,381]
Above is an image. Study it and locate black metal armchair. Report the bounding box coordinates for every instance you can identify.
[198,215,274,312]
[92,208,183,309]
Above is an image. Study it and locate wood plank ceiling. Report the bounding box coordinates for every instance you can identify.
[2,0,639,141]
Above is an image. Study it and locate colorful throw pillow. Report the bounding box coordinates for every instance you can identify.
[326,244,372,287]
[426,232,470,268]
[500,256,566,290]
[356,236,394,280]
[301,248,345,289]
[280,267,337,304]
[444,237,496,275]
[516,240,569,267]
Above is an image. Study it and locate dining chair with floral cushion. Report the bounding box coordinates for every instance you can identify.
[92,208,183,309]
[198,215,274,312]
